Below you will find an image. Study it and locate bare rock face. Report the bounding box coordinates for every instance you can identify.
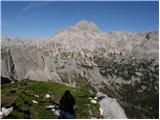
[1,48,17,80]
[1,20,159,89]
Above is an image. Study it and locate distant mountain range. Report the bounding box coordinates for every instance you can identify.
[1,20,158,87]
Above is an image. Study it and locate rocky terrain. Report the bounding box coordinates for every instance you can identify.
[1,20,159,118]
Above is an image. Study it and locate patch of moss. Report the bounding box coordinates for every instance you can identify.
[32,105,57,119]
[6,111,26,119]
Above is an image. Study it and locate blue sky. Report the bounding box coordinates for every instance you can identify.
[2,1,159,39]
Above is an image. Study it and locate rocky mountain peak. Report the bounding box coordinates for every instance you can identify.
[74,20,100,32]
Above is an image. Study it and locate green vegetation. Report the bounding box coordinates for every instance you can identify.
[95,57,159,119]
[1,80,100,119]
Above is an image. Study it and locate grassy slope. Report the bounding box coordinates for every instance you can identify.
[1,80,100,119]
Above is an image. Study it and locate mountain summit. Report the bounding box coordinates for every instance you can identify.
[74,20,100,31]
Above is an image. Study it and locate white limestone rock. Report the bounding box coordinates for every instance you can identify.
[45,94,51,98]
[1,107,13,117]
[46,105,55,109]
[32,100,38,104]
[98,93,127,119]
[90,99,97,104]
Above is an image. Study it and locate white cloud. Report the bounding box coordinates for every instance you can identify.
[23,2,49,12]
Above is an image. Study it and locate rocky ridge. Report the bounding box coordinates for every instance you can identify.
[1,20,158,88]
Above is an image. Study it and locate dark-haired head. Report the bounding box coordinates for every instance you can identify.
[65,90,71,95]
